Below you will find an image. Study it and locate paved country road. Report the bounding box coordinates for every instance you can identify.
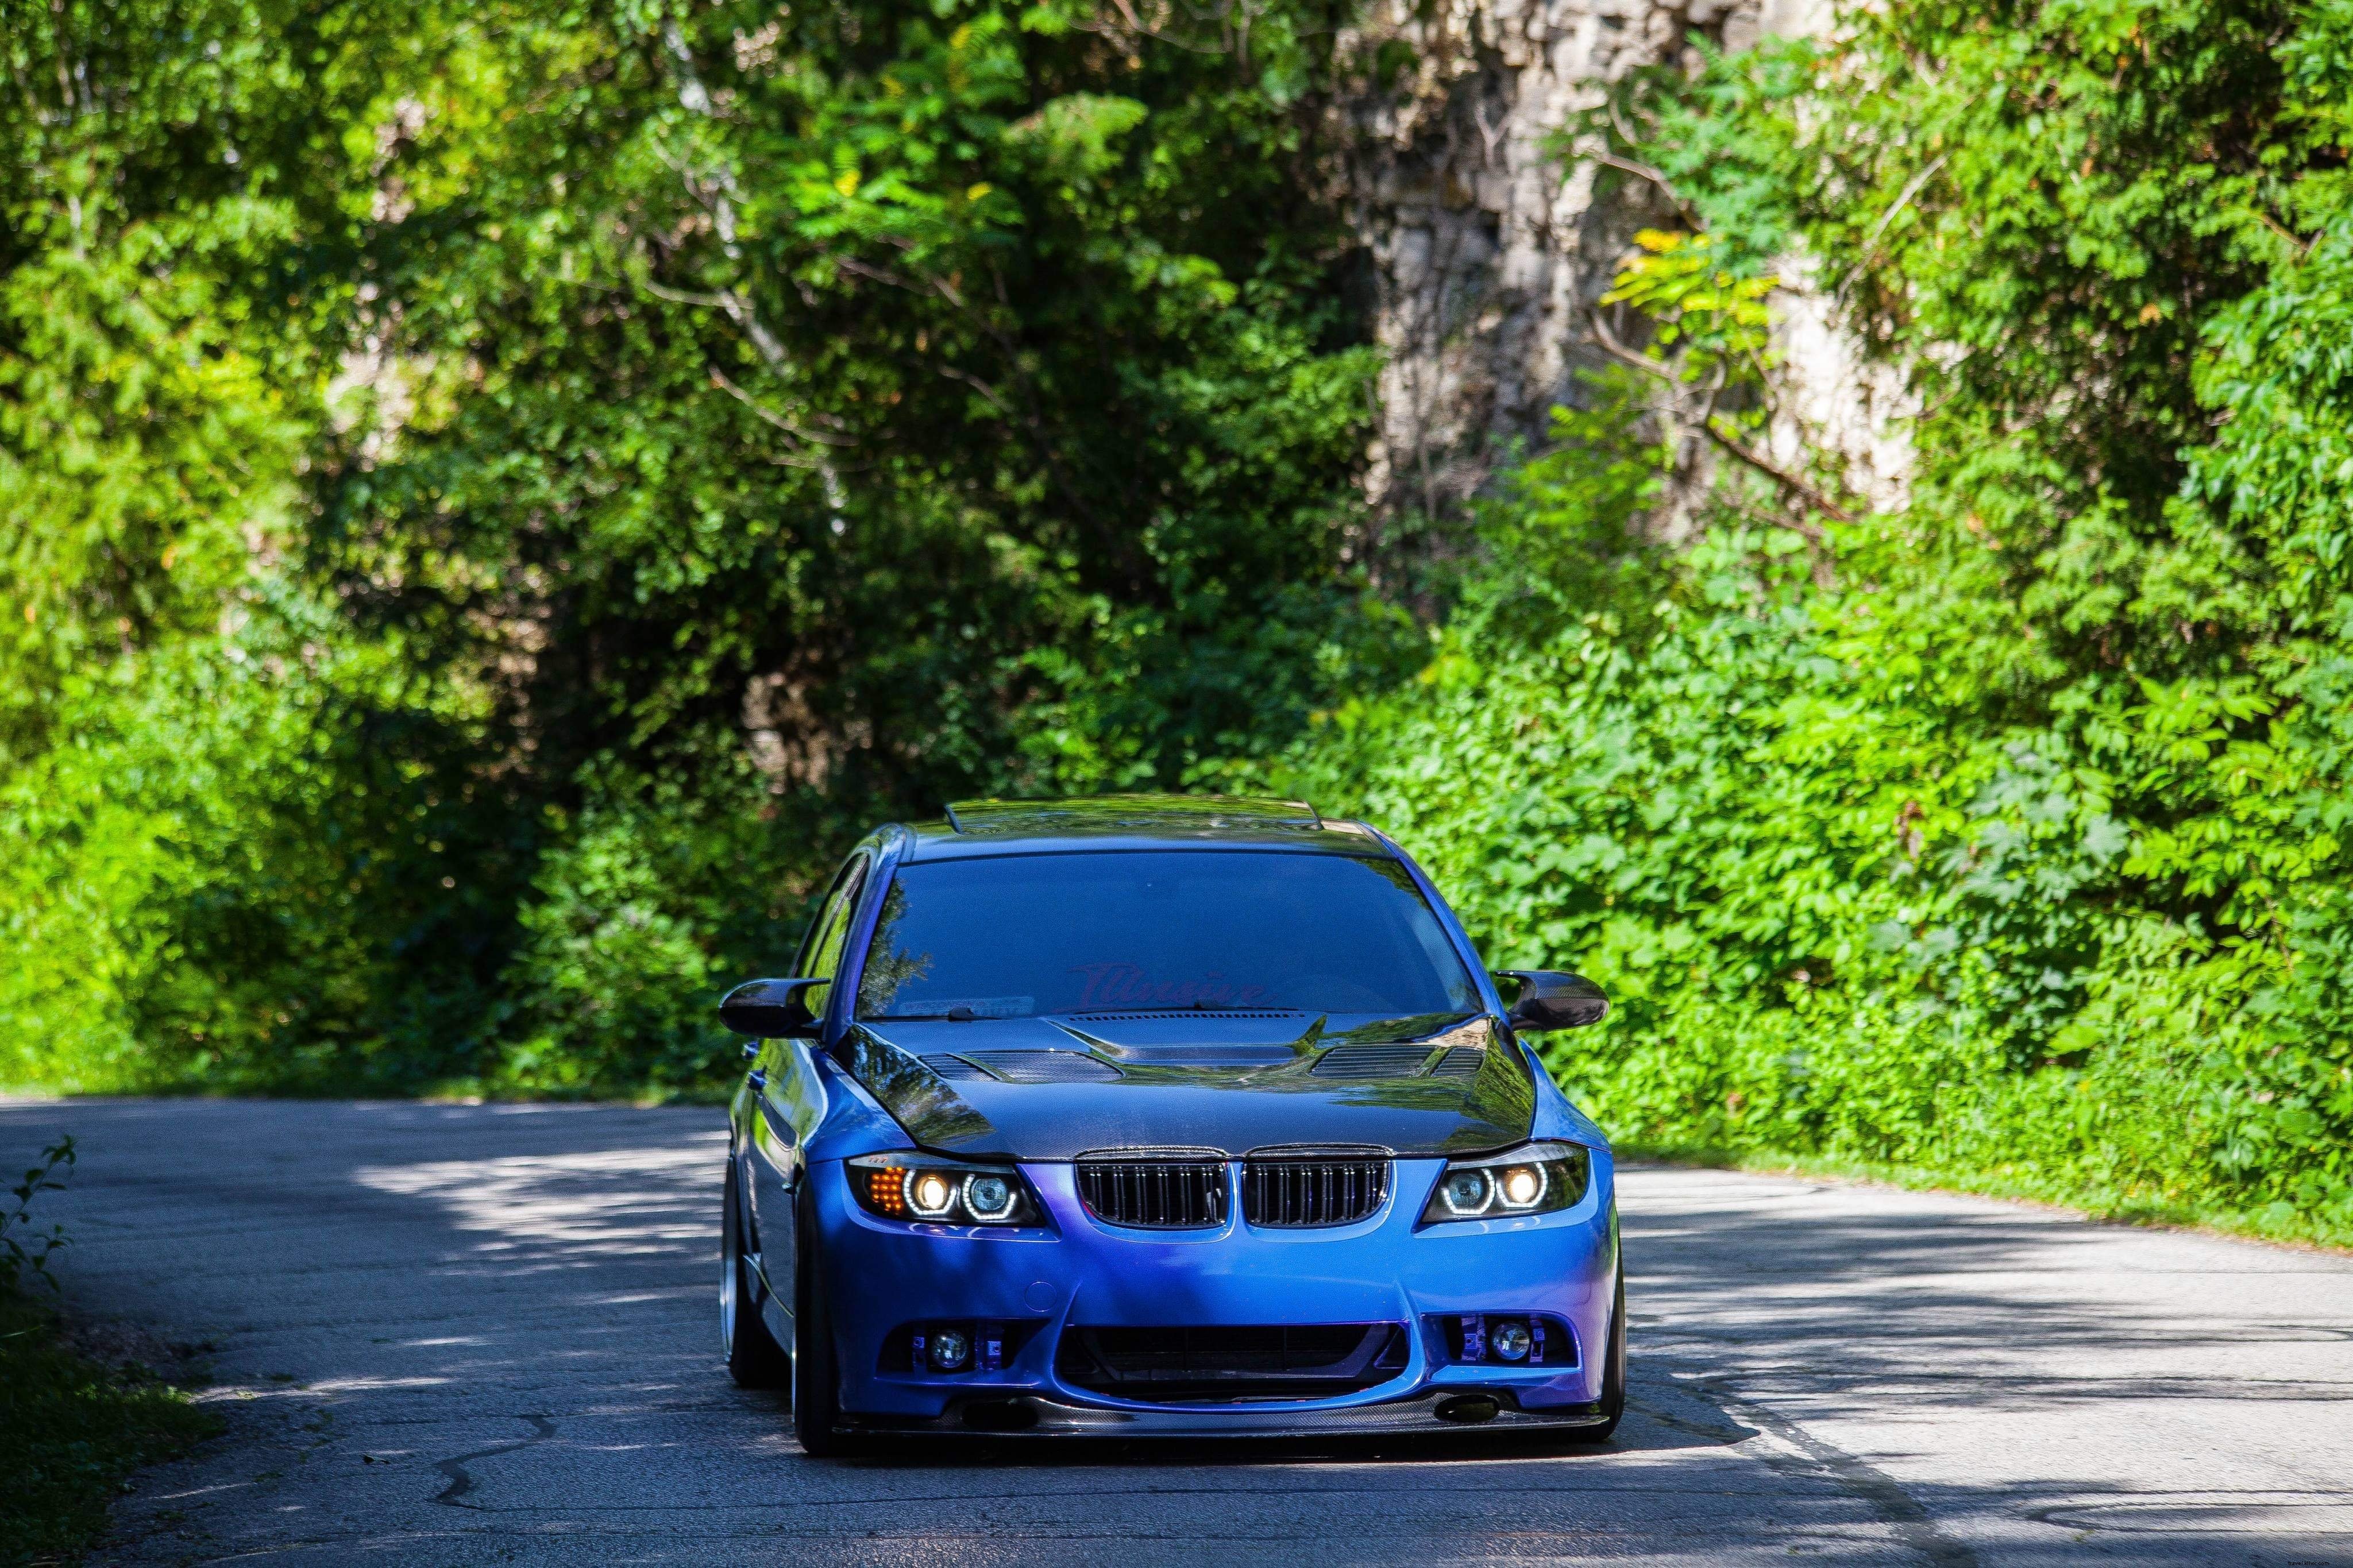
[3,1100,2349,1566]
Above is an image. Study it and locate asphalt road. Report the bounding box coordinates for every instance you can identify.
[2,1099,2348,1566]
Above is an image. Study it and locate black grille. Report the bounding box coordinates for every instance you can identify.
[1076,1160,1228,1228]
[1243,1157,1390,1227]
[1056,1322,1407,1401]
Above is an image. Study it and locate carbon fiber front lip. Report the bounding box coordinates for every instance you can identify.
[839,1390,1610,1439]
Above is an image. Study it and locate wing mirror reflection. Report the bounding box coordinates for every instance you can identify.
[719,976,826,1039]
[1495,971,1608,1032]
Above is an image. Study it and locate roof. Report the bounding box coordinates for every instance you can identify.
[901,793,1386,862]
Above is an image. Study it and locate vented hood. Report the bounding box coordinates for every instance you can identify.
[842,1012,1538,1160]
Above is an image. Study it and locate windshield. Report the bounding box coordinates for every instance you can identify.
[855,851,1482,1020]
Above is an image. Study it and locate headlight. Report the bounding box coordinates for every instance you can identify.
[1421,1142,1591,1223]
[848,1154,1041,1227]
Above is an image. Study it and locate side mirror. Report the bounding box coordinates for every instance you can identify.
[1495,971,1608,1032]
[720,976,826,1039]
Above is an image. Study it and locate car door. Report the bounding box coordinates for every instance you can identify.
[743,851,868,1308]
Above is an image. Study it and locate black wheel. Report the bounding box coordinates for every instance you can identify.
[790,1182,848,1457]
[1566,1261,1626,1443]
[722,1158,790,1389]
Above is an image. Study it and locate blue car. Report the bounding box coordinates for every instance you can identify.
[718,794,1623,1454]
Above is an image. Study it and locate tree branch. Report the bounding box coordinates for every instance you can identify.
[1586,306,1679,384]
[640,279,731,310]
[936,363,1016,419]
[1702,419,1843,534]
[1861,152,1949,256]
[706,364,858,451]
[1587,138,1705,232]
[653,25,848,527]
[1587,308,1851,534]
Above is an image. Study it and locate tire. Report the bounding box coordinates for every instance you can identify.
[722,1158,791,1390]
[1565,1261,1627,1443]
[790,1182,848,1457]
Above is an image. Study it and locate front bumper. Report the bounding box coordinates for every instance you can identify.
[800,1153,1618,1435]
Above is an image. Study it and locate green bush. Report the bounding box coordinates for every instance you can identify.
[0,0,1407,1098]
[1260,0,2353,1244]
[1268,486,2353,1241]
[1,1139,218,1567]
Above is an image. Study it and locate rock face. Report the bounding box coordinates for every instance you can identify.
[1333,0,1908,538]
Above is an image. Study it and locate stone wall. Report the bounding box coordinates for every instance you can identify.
[1331,0,1910,543]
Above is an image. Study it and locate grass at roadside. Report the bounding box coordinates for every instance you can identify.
[1618,1141,2353,1256]
[0,1293,219,1568]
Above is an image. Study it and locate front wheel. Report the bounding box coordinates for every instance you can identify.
[722,1158,790,1390]
[1565,1262,1626,1443]
[791,1183,848,1456]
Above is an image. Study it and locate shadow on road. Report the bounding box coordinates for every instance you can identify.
[3,1102,2349,1566]
[1623,1169,2353,1411]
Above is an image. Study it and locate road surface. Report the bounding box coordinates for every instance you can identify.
[2,1098,2348,1565]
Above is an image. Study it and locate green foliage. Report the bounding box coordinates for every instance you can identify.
[6,0,2352,1248]
[1,0,1402,1094]
[0,1137,217,1568]
[1597,230,1775,381]
[2,1138,74,1295]
[1269,0,2353,1244]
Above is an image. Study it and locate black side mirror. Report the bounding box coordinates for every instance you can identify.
[720,976,826,1039]
[1495,971,1608,1032]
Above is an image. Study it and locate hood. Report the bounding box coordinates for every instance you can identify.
[840,1011,1537,1160]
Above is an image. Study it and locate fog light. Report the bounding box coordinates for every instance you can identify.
[1490,1319,1532,1362]
[929,1326,971,1371]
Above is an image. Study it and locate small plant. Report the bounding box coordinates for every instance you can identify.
[1,1130,219,1563]
[1,1136,76,1296]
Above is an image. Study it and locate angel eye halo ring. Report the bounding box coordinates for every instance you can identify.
[962,1173,1018,1222]
[907,1169,958,1218]
[849,1153,1040,1227]
[1421,1142,1590,1223]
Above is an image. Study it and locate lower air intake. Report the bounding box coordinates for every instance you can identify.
[1056,1323,1408,1402]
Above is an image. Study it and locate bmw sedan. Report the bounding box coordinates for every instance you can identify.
[718,794,1623,1453]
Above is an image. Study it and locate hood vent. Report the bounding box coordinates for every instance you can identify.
[955,1051,1123,1083]
[1054,1010,1305,1024]
[920,1054,992,1081]
[1310,1042,1440,1078]
[1429,1045,1487,1079]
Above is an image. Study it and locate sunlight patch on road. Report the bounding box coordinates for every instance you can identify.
[354,1137,727,1259]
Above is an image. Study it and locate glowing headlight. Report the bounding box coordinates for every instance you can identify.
[963,1173,1018,1222]
[908,1170,958,1218]
[1421,1142,1590,1223]
[849,1154,1039,1227]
